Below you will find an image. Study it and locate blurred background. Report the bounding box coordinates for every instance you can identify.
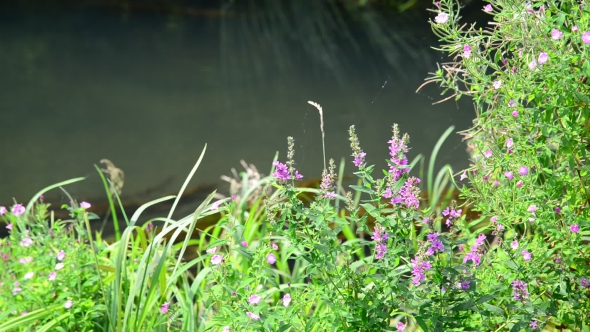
[0,0,487,209]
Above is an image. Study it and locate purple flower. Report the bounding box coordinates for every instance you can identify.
[538,52,549,65]
[522,250,531,261]
[397,321,406,332]
[160,302,170,313]
[483,4,492,12]
[372,225,389,243]
[266,253,276,265]
[512,280,529,302]
[555,206,561,214]
[570,224,579,233]
[246,312,260,320]
[248,294,261,305]
[387,129,409,181]
[272,161,291,182]
[353,152,366,167]
[375,243,387,260]
[435,12,449,24]
[460,280,470,290]
[530,320,538,330]
[581,277,590,288]
[12,204,25,216]
[325,192,336,199]
[551,29,563,40]
[583,32,590,44]
[518,166,529,176]
[283,293,291,307]
[410,257,432,285]
[504,171,514,181]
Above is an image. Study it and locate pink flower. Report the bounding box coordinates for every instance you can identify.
[522,251,531,261]
[493,80,501,89]
[48,272,57,281]
[397,321,406,332]
[528,205,537,215]
[528,58,537,70]
[246,312,260,320]
[0,206,6,215]
[211,201,221,210]
[325,192,336,199]
[483,4,492,12]
[210,255,223,265]
[435,12,449,24]
[57,250,65,261]
[506,138,513,149]
[551,29,563,40]
[463,45,472,58]
[460,172,467,181]
[508,99,518,107]
[160,302,170,313]
[19,257,33,264]
[13,287,22,295]
[266,253,277,265]
[20,238,33,247]
[512,110,519,117]
[55,263,64,270]
[271,243,279,250]
[248,294,261,305]
[572,26,579,32]
[538,52,549,65]
[516,180,523,187]
[570,224,579,233]
[222,326,230,332]
[511,240,519,250]
[583,32,590,44]
[518,166,529,176]
[283,293,291,307]
[64,300,73,309]
[241,241,248,247]
[504,171,513,181]
[79,201,91,209]
[12,204,25,216]
[484,150,493,158]
[206,247,217,254]
[493,180,500,186]
[24,272,34,280]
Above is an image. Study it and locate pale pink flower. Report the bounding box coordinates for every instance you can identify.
[484,150,493,158]
[504,171,514,181]
[48,272,57,281]
[570,224,580,233]
[211,255,223,265]
[518,166,529,176]
[12,204,25,216]
[6,223,13,231]
[483,4,492,12]
[460,172,467,181]
[206,247,217,254]
[463,45,472,58]
[493,80,501,89]
[64,300,73,309]
[0,206,6,215]
[246,312,260,320]
[19,257,33,264]
[283,293,291,307]
[55,263,64,270]
[583,32,590,44]
[222,327,230,332]
[528,58,537,70]
[210,201,221,210]
[57,250,65,261]
[79,201,91,209]
[528,205,537,216]
[551,29,563,40]
[506,138,513,149]
[435,12,449,24]
[511,240,519,250]
[13,287,22,295]
[249,294,261,305]
[266,253,277,265]
[397,321,406,332]
[24,272,34,280]
[538,52,549,65]
[572,26,579,32]
[522,251,532,261]
[271,243,279,250]
[160,302,170,313]
[20,238,33,247]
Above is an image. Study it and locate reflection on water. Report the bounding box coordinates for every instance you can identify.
[0,1,474,206]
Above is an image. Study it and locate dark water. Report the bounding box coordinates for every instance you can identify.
[0,1,475,207]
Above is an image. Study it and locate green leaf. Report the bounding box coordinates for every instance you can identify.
[482,303,505,317]
[475,292,497,304]
[360,203,380,218]
[350,185,374,195]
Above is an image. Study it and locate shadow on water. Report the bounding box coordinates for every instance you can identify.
[0,0,483,233]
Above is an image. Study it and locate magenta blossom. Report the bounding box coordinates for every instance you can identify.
[518,166,529,176]
[504,171,513,181]
[538,52,549,65]
[483,4,492,12]
[463,45,472,58]
[246,312,260,320]
[248,294,261,305]
[551,29,563,40]
[0,206,6,215]
[80,201,91,209]
[522,251,531,261]
[582,32,590,44]
[266,253,276,265]
[570,224,579,233]
[160,302,170,313]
